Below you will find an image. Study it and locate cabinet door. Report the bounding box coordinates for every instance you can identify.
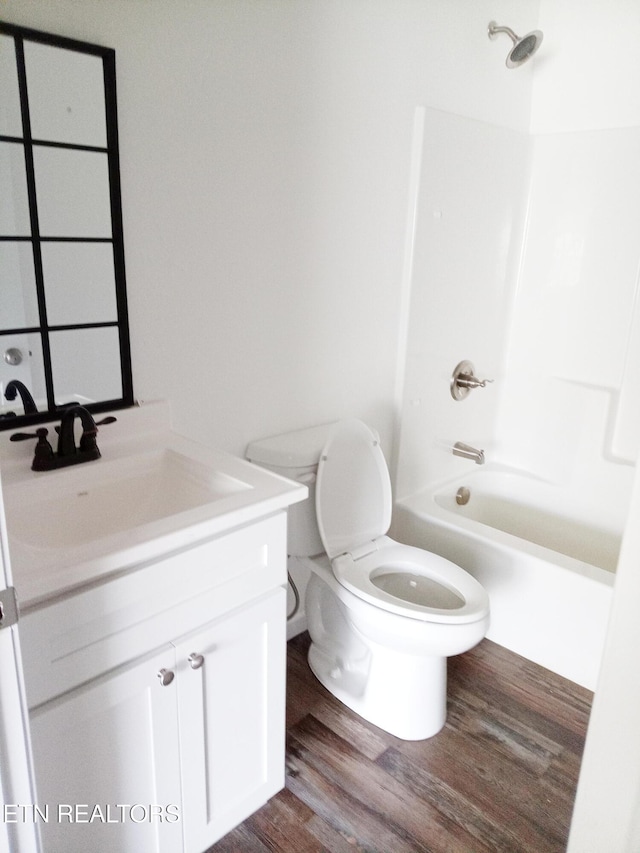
[175,588,286,852]
[29,645,183,853]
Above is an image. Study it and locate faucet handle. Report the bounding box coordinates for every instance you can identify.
[458,375,493,389]
[79,415,116,452]
[10,428,55,471]
[451,360,494,400]
[10,427,49,442]
[79,428,99,453]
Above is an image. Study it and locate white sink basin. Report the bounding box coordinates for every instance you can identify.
[0,402,307,608]
[7,448,252,551]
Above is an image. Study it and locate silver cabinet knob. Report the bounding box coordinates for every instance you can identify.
[157,668,175,686]
[188,653,204,670]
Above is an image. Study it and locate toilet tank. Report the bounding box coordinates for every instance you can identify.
[246,422,335,556]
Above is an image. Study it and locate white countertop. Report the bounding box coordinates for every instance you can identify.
[0,401,306,609]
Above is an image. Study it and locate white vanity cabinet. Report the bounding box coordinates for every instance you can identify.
[19,512,289,853]
[175,589,285,852]
[29,642,184,853]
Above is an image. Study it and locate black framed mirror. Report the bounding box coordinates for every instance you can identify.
[0,21,133,429]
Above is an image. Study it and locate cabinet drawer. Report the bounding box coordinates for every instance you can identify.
[20,512,287,708]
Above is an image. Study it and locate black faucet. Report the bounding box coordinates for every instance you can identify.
[10,406,117,471]
[57,405,101,460]
[3,380,38,416]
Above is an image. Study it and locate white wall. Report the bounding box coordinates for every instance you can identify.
[531,0,640,134]
[2,0,538,459]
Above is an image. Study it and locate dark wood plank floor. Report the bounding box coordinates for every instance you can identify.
[211,633,592,852]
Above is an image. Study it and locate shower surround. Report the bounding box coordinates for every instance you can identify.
[392,101,640,688]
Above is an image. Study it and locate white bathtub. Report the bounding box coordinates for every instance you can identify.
[391,467,618,690]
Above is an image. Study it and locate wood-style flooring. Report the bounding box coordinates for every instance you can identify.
[211,633,592,853]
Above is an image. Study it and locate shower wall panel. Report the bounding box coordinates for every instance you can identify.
[395,108,530,499]
[497,128,640,515]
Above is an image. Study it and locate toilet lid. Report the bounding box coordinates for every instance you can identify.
[316,419,392,559]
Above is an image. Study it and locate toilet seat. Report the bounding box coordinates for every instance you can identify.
[332,538,488,624]
[316,419,488,624]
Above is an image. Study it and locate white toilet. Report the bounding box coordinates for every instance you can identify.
[246,418,490,740]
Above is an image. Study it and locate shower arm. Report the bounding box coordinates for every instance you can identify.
[487,22,519,45]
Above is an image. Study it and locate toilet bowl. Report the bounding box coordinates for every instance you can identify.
[246,418,490,740]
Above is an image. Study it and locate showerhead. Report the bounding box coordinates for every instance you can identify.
[488,21,543,69]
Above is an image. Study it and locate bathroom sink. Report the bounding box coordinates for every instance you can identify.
[6,448,252,551]
[0,402,307,607]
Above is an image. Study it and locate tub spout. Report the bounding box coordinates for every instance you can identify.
[453,442,485,465]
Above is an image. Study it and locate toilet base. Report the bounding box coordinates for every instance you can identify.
[307,639,447,740]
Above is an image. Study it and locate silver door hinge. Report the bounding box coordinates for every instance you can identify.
[0,587,19,630]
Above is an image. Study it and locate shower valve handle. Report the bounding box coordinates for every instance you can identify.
[450,361,493,401]
[456,374,490,389]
